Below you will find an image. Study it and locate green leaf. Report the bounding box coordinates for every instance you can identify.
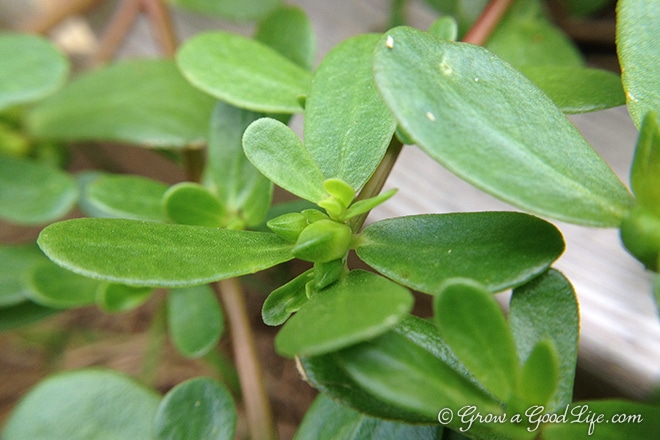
[0,154,78,225]
[85,174,169,222]
[243,117,326,202]
[28,59,215,148]
[294,394,442,440]
[516,339,559,408]
[262,269,313,326]
[630,112,660,216]
[255,6,316,71]
[541,400,660,439]
[520,66,626,114]
[0,33,69,110]
[177,32,312,113]
[356,212,564,294]
[509,270,579,412]
[336,331,501,423]
[434,279,519,401]
[154,377,236,440]
[486,0,584,68]
[0,301,58,332]
[304,34,396,191]
[428,16,458,41]
[373,27,633,226]
[26,261,99,309]
[37,218,295,287]
[558,0,611,16]
[163,183,227,227]
[344,189,397,221]
[275,270,413,357]
[167,0,280,21]
[202,102,272,227]
[2,369,160,440]
[422,0,488,37]
[96,283,153,313]
[617,0,660,128]
[291,220,352,263]
[0,244,47,306]
[168,285,224,358]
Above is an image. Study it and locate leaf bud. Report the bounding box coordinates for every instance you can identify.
[620,206,660,271]
[292,220,352,263]
[266,212,308,242]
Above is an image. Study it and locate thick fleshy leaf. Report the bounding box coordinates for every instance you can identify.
[37,218,294,287]
[428,16,458,41]
[243,117,325,202]
[0,33,69,110]
[275,270,413,357]
[0,301,58,332]
[168,0,280,20]
[630,112,660,215]
[617,0,660,128]
[2,369,160,440]
[163,183,227,227]
[509,270,579,412]
[0,244,47,306]
[96,283,153,313]
[485,0,584,68]
[516,339,559,409]
[85,174,169,222]
[434,280,519,402]
[541,400,660,439]
[422,0,488,37]
[356,212,564,294]
[0,154,77,225]
[177,32,311,113]
[26,261,99,309]
[262,269,312,326]
[28,59,215,148]
[520,66,625,114]
[154,377,236,440]
[255,6,316,71]
[373,27,634,226]
[168,285,224,358]
[203,102,272,227]
[294,394,442,440]
[304,34,396,191]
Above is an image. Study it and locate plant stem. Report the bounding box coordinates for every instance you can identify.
[462,0,515,45]
[19,0,105,34]
[215,279,277,440]
[183,147,205,183]
[90,0,143,66]
[140,298,167,387]
[389,0,407,28]
[141,0,178,57]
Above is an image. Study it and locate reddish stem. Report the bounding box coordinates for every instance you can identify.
[90,0,142,66]
[462,0,515,45]
[19,0,105,34]
[141,0,178,57]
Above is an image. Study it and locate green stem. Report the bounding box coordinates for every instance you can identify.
[140,297,167,387]
[215,279,277,440]
[389,0,407,28]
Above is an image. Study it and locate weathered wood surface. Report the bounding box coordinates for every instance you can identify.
[2,0,658,397]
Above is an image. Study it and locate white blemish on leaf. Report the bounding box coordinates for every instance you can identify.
[426,112,436,121]
[386,35,394,49]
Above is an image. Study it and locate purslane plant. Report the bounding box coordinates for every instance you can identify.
[1,0,660,438]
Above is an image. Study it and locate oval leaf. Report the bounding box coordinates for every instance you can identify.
[617,0,660,128]
[275,270,413,357]
[630,112,660,215]
[0,33,69,110]
[374,27,634,226]
[0,154,78,225]
[177,31,311,113]
[154,377,236,440]
[28,59,216,148]
[2,369,160,440]
[163,182,227,227]
[356,212,564,294]
[304,34,396,191]
[96,283,153,313]
[517,339,560,409]
[255,6,316,70]
[0,244,48,306]
[26,261,99,309]
[168,285,224,358]
[37,218,294,287]
[0,302,59,332]
[262,269,313,326]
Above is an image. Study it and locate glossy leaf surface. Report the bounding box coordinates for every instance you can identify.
[29,59,215,148]
[356,212,564,294]
[275,270,413,357]
[163,183,226,227]
[255,6,316,70]
[262,269,312,326]
[0,154,77,225]
[168,285,224,358]
[434,280,519,401]
[517,339,559,408]
[177,32,311,113]
[294,394,442,440]
[243,117,325,202]
[2,369,160,440]
[168,0,280,20]
[86,174,169,222]
[304,34,396,191]
[38,218,294,287]
[27,262,99,309]
[617,0,660,128]
[374,27,633,226]
[0,33,69,110]
[630,113,660,215]
[0,244,47,306]
[203,102,272,227]
[520,66,625,114]
[153,377,236,440]
[509,270,579,412]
